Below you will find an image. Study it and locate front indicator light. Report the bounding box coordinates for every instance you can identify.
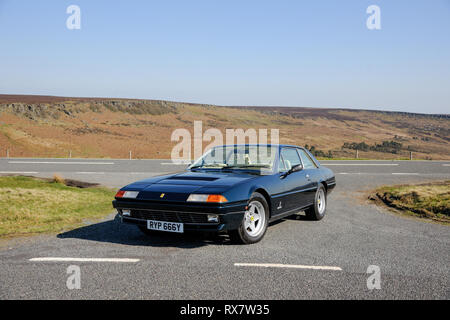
[187,194,228,203]
[206,195,228,203]
[115,191,139,199]
[115,190,125,198]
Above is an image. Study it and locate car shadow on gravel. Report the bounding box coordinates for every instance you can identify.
[272,212,309,223]
[57,214,232,249]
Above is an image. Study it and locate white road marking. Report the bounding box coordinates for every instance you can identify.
[76,172,105,174]
[161,162,190,165]
[29,257,140,263]
[325,164,398,166]
[234,263,342,271]
[338,172,365,175]
[9,161,114,165]
[392,173,419,175]
[0,171,39,174]
[337,172,450,176]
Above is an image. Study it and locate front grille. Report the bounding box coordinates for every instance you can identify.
[130,209,213,224]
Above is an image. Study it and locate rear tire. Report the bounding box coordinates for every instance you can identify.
[305,184,327,221]
[229,192,269,244]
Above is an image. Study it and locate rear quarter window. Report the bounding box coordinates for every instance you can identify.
[298,149,318,169]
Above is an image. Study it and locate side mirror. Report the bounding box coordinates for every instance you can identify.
[290,163,303,173]
[281,163,303,178]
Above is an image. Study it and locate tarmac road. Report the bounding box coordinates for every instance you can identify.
[0,158,449,299]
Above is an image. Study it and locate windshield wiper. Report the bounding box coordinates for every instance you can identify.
[189,163,227,170]
[191,164,271,170]
[221,164,271,170]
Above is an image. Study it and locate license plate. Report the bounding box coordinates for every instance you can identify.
[147,220,184,233]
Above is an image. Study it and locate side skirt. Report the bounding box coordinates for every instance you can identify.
[268,204,312,223]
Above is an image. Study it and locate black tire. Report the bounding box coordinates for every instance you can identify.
[305,184,327,221]
[229,192,269,244]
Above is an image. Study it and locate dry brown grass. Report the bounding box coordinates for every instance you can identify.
[52,174,65,184]
[0,95,448,159]
[371,181,450,224]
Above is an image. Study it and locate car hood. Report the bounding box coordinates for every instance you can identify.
[123,171,256,202]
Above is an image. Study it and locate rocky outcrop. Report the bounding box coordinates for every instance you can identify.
[0,99,183,120]
[0,103,75,120]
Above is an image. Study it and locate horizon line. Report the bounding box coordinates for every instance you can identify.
[0,93,448,117]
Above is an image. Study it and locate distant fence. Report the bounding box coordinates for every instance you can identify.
[1,148,138,160]
[0,147,443,161]
[330,149,430,160]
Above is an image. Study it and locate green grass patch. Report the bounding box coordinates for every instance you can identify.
[372,181,449,224]
[0,176,116,237]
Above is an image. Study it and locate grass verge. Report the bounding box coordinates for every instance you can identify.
[0,176,116,237]
[370,181,449,224]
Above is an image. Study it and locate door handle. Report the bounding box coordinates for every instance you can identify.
[306,174,310,180]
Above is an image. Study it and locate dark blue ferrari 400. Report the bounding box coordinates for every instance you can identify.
[113,144,336,244]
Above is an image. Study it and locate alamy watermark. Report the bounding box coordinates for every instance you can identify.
[366,265,381,290]
[66,5,81,30]
[366,5,381,30]
[66,265,81,290]
[171,121,279,164]
[64,5,381,33]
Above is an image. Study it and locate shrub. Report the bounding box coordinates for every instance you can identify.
[52,174,65,185]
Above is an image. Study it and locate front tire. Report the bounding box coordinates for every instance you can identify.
[305,184,327,220]
[229,192,269,244]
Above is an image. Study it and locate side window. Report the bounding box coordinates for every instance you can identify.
[298,149,318,169]
[280,148,301,171]
[278,155,286,172]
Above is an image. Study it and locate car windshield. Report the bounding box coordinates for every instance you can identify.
[189,145,277,173]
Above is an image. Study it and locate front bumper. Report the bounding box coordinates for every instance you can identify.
[112,199,246,232]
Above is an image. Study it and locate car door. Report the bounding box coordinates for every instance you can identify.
[274,147,311,214]
[297,148,320,206]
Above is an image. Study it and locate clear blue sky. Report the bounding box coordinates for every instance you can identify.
[0,0,449,114]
